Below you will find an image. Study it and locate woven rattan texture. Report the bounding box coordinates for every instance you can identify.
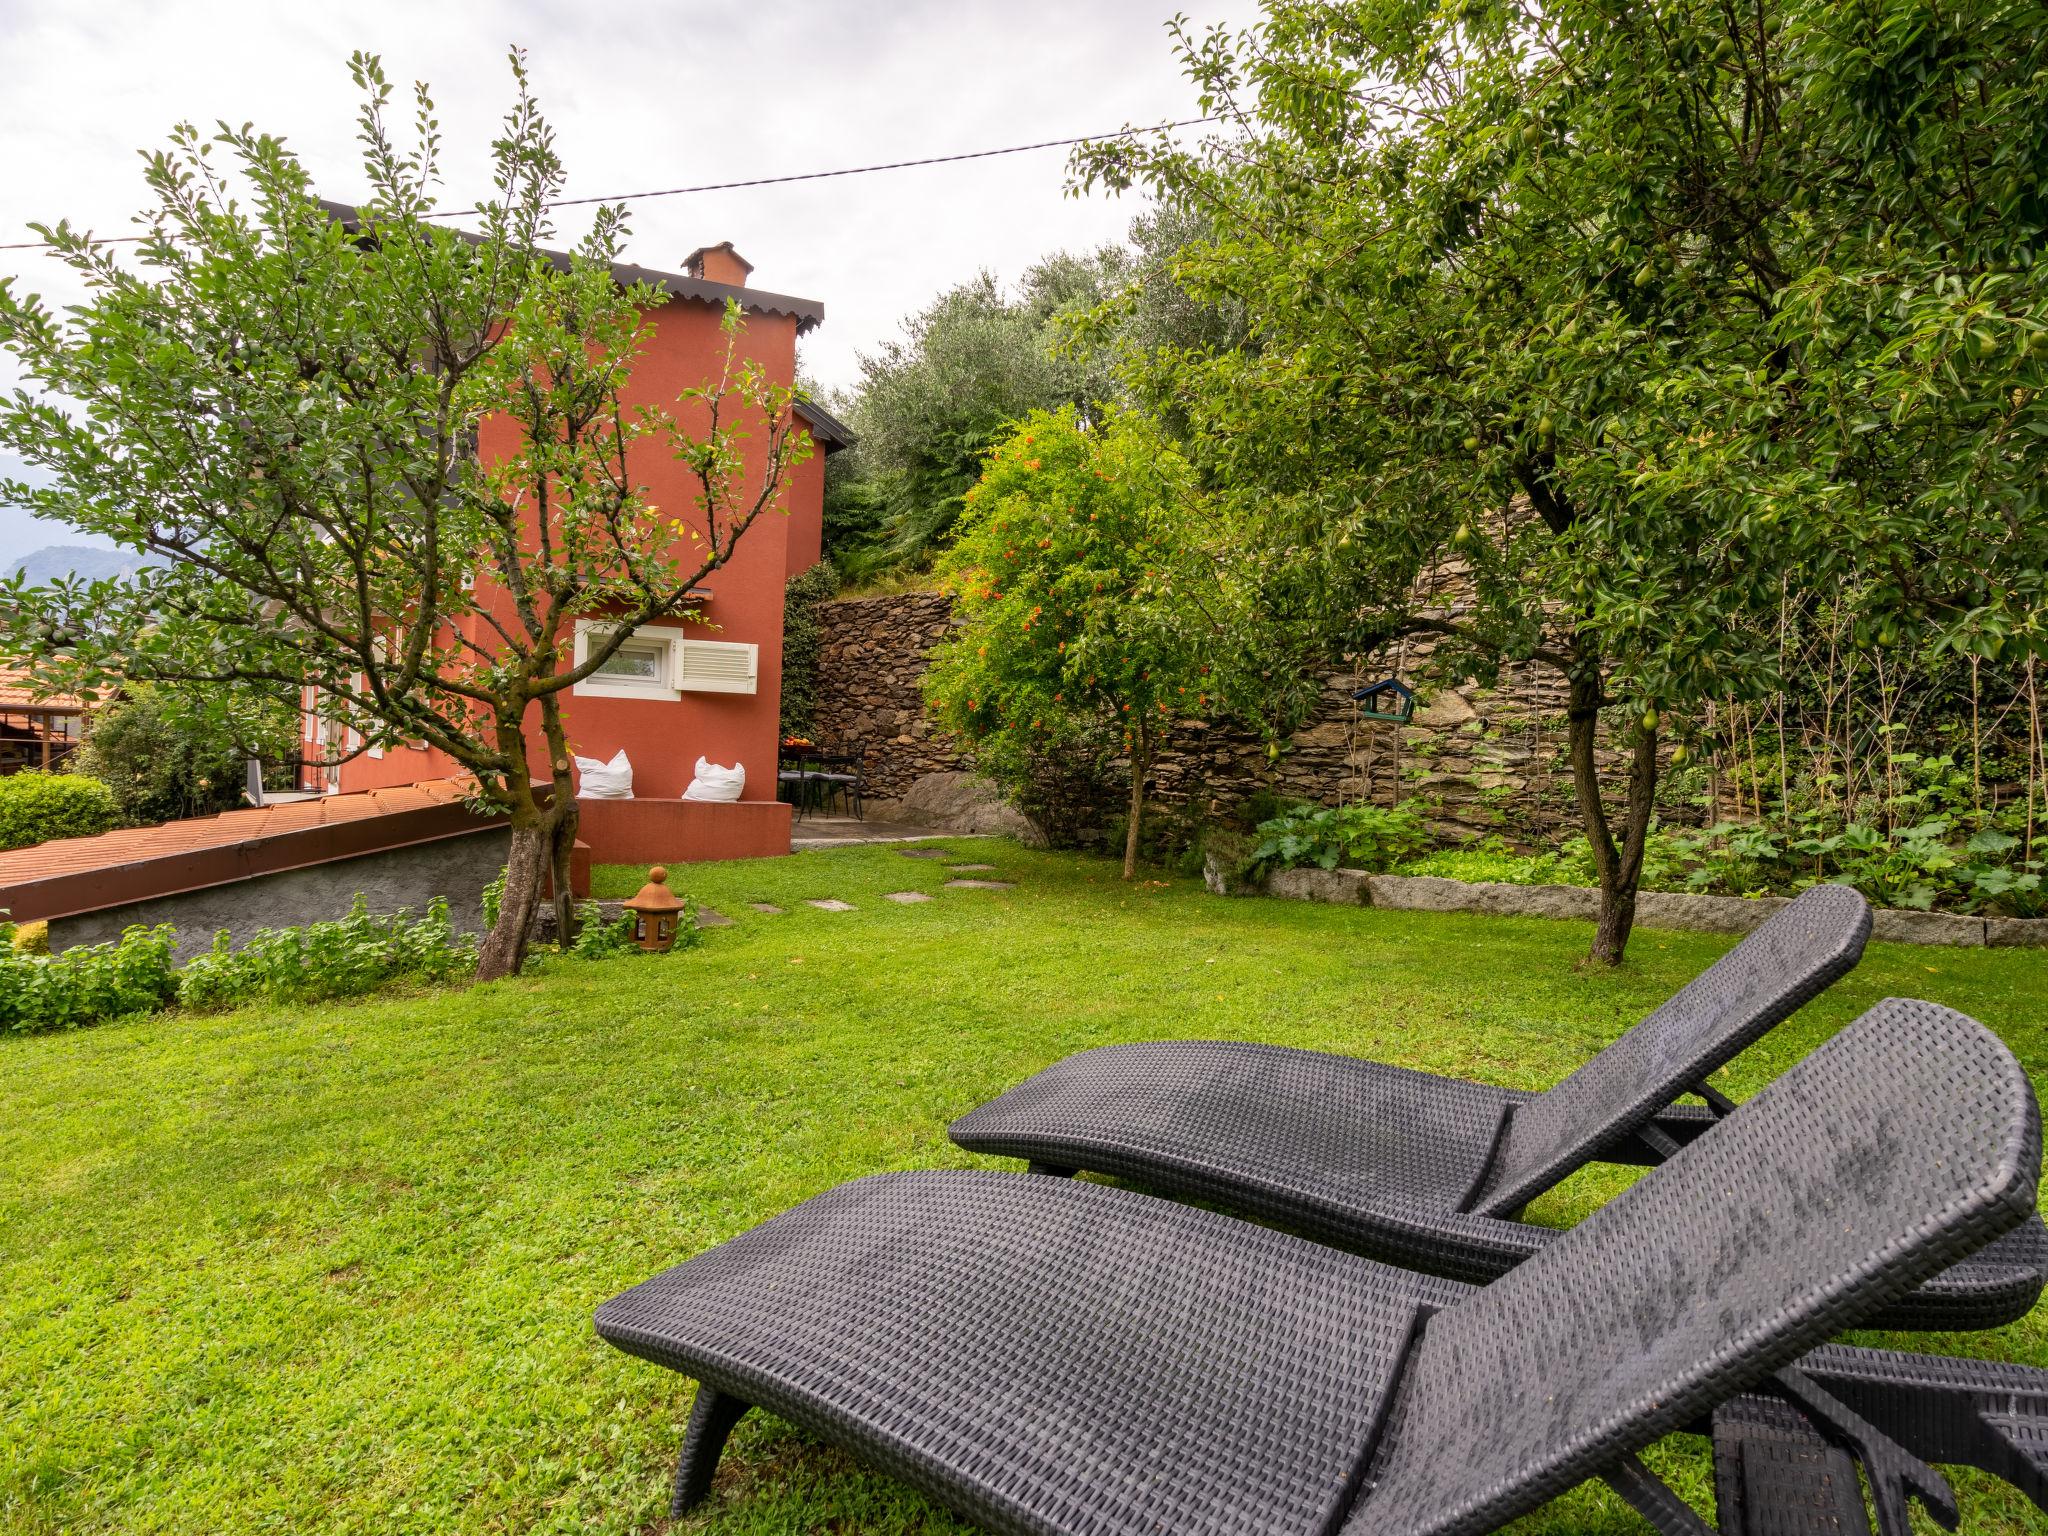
[1711,1394,1872,1536]
[597,1169,1463,1536]
[953,1038,1515,1257]
[1349,999,2041,1535]
[945,884,2046,1327]
[1475,883,1872,1211]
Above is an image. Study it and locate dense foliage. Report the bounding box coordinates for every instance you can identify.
[0,923,179,1032]
[924,408,1210,877]
[70,684,295,825]
[776,562,841,741]
[0,52,808,979]
[1244,800,1431,880]
[0,878,707,1033]
[823,262,1123,578]
[1073,0,2048,960]
[0,768,118,850]
[174,897,475,1011]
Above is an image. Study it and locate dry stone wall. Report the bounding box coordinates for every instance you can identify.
[809,585,1649,844]
[809,593,972,804]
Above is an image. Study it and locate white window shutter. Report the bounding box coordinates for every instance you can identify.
[675,639,758,694]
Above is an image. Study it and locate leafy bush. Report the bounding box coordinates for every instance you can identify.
[1398,841,1561,885]
[1657,814,2043,916]
[1386,762,2047,916]
[1246,801,1431,879]
[176,897,473,1011]
[0,770,118,850]
[0,923,179,1033]
[567,902,636,959]
[69,684,294,825]
[480,867,507,932]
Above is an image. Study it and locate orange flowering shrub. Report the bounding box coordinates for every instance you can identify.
[923,407,1208,876]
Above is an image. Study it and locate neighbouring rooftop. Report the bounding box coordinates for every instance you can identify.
[0,776,494,923]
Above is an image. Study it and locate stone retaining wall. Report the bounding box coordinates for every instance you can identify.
[49,824,512,962]
[809,592,971,803]
[809,585,1640,842]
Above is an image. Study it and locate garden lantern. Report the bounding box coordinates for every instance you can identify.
[1351,678,1415,723]
[622,866,685,953]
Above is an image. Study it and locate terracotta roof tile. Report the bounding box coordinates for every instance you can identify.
[0,664,97,714]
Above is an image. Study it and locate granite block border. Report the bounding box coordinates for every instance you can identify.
[1245,869,2048,949]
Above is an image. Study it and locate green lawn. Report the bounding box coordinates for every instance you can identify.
[5,841,2046,1535]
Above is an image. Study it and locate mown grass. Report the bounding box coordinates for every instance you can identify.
[4,840,2045,1535]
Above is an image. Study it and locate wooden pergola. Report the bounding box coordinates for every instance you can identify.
[0,666,95,774]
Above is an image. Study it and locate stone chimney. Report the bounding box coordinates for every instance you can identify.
[682,242,754,286]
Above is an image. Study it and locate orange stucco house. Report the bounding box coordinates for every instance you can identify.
[300,216,851,868]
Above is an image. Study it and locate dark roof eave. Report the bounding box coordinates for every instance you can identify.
[793,399,857,454]
[315,200,825,334]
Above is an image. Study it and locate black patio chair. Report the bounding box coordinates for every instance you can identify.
[806,753,863,819]
[949,882,2048,1330]
[596,999,2046,1534]
[775,765,813,821]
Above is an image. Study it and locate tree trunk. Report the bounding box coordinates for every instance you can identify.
[539,693,580,946]
[548,801,580,944]
[1565,668,1660,967]
[1123,718,1147,881]
[476,809,553,982]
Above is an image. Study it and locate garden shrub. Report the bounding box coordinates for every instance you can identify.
[0,770,118,850]
[567,902,636,959]
[176,897,473,1010]
[69,684,293,825]
[1398,840,1562,886]
[1244,800,1431,880]
[480,867,507,932]
[0,923,179,1033]
[1388,791,2046,917]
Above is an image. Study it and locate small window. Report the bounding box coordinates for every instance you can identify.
[573,620,682,701]
[571,621,759,700]
[595,641,668,684]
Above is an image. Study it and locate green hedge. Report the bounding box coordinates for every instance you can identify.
[0,771,119,851]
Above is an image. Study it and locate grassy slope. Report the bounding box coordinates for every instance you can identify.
[4,841,2045,1536]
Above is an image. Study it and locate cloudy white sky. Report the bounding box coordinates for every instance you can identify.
[0,0,1262,564]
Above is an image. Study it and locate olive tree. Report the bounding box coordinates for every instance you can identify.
[0,52,808,978]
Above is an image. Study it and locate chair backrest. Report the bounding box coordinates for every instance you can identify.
[1348,998,2040,1536]
[1471,883,1871,1216]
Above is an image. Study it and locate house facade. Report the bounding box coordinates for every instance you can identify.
[300,234,849,864]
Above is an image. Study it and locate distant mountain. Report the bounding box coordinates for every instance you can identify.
[7,545,165,585]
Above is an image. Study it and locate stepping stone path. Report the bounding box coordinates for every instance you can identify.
[883,891,933,904]
[807,899,857,912]
[947,863,997,872]
[749,903,784,915]
[898,847,953,860]
[945,879,1015,891]
[695,906,736,929]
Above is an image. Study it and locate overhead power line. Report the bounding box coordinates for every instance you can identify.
[0,115,1220,253]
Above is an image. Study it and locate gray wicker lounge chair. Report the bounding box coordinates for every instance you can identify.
[950,882,2048,1330]
[597,999,2044,1535]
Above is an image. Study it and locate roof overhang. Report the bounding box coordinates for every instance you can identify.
[793,399,856,455]
[317,200,825,334]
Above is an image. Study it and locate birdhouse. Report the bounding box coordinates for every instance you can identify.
[622,866,686,952]
[1351,678,1416,723]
